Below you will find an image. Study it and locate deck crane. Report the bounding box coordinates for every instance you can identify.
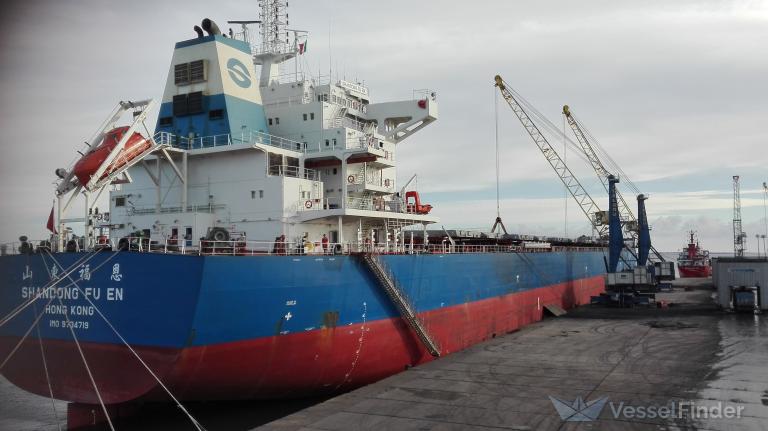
[562,105,666,265]
[493,76,609,237]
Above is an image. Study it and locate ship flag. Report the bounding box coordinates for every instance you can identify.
[298,39,307,55]
[46,205,57,234]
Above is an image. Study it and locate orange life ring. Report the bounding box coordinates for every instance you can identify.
[305,200,312,208]
[347,175,355,183]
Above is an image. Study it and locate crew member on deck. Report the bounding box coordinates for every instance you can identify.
[321,234,329,254]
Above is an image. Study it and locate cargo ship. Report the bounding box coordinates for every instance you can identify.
[0,2,606,427]
[677,230,711,278]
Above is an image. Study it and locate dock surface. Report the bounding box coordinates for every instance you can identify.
[260,279,768,431]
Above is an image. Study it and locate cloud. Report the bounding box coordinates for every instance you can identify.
[0,0,766,252]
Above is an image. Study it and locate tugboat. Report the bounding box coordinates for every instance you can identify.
[677,230,711,278]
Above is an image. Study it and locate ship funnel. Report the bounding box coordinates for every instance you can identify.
[155,24,267,139]
[201,18,221,36]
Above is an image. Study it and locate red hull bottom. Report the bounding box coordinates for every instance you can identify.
[2,276,604,429]
[678,266,712,278]
[160,275,604,401]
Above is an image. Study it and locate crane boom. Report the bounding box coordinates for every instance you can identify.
[562,106,635,224]
[562,105,666,263]
[494,75,607,237]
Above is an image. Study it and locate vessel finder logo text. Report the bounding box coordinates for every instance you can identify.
[549,395,745,422]
[549,395,608,421]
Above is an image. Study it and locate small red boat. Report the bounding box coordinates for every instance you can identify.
[676,230,711,278]
[73,126,151,186]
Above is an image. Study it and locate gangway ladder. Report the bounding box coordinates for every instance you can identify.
[361,253,441,357]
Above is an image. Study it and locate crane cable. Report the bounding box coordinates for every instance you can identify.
[495,87,500,218]
[508,87,593,167]
[575,114,641,195]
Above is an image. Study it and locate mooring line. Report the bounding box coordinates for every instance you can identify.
[33,302,63,431]
[0,295,57,370]
[56,295,115,431]
[44,250,207,431]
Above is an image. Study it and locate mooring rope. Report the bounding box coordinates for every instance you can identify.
[34,302,62,431]
[43,249,207,431]
[0,295,56,370]
[41,251,118,430]
[56,295,115,431]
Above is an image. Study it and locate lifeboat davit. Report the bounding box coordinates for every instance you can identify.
[73,126,152,186]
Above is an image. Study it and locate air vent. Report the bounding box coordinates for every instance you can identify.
[172,94,188,116]
[187,91,204,114]
[209,109,224,120]
[189,60,205,82]
[175,60,207,86]
[174,63,190,85]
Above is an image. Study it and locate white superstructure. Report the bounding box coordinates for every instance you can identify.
[102,2,438,252]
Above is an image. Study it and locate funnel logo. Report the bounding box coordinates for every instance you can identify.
[549,395,609,422]
[226,58,251,88]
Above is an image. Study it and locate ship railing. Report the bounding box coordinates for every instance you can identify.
[413,88,438,101]
[198,240,350,256]
[154,130,306,153]
[0,238,58,255]
[128,204,226,216]
[268,165,319,181]
[263,92,314,108]
[0,237,605,256]
[346,197,403,213]
[354,243,524,255]
[324,117,372,133]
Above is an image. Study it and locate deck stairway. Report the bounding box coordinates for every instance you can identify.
[361,253,441,357]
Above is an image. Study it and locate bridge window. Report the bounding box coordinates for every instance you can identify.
[268,118,273,126]
[310,112,315,120]
[303,113,307,121]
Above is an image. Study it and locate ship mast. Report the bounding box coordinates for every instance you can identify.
[252,0,299,87]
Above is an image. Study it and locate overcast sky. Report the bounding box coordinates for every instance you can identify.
[0,0,766,252]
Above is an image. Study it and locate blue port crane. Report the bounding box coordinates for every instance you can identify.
[494,75,639,272]
[562,105,664,265]
[493,75,608,238]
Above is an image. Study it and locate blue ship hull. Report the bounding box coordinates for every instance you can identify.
[0,250,606,403]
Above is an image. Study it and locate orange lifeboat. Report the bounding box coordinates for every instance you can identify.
[73,126,151,186]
